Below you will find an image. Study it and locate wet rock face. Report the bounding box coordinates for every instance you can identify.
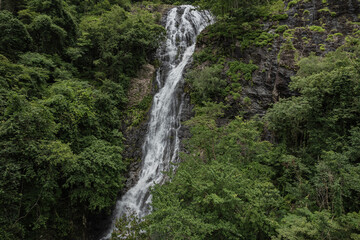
[121,120,149,192]
[193,0,360,119]
[178,86,194,153]
[127,64,155,107]
[250,0,359,115]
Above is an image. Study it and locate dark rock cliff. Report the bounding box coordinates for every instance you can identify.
[195,0,359,119]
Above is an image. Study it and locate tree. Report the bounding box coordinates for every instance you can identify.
[65,139,126,211]
[0,11,32,57]
[186,64,226,104]
[0,94,77,239]
[274,208,343,240]
[146,105,284,239]
[265,37,360,239]
[75,5,164,83]
[28,15,67,54]
[27,0,78,45]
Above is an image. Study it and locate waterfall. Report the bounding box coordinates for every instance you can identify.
[101,5,214,239]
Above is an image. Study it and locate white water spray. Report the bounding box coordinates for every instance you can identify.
[101,5,214,239]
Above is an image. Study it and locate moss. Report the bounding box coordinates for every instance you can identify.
[326,34,334,42]
[283,28,296,39]
[308,25,326,33]
[243,96,251,106]
[277,39,296,63]
[269,0,285,14]
[272,13,289,21]
[227,60,258,82]
[326,33,342,42]
[275,25,289,33]
[230,82,242,100]
[294,50,300,63]
[319,44,326,51]
[351,22,360,26]
[125,94,153,128]
[302,36,310,44]
[287,0,301,10]
[318,7,336,17]
[193,48,218,65]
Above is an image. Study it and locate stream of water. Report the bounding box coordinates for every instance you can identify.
[101,5,214,239]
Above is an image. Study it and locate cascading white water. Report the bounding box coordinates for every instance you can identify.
[101,5,213,239]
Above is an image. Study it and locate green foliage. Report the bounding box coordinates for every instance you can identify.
[266,96,311,147]
[29,14,67,54]
[308,25,326,33]
[272,13,288,21]
[196,0,282,51]
[0,95,76,239]
[276,25,289,33]
[0,55,50,100]
[274,208,343,240]
[318,7,337,17]
[0,0,163,238]
[197,0,271,17]
[146,105,284,239]
[268,0,285,14]
[193,48,219,64]
[227,60,258,82]
[124,94,152,128]
[265,38,360,238]
[287,0,301,10]
[19,52,75,81]
[255,32,279,46]
[74,5,165,83]
[274,209,360,239]
[65,139,126,211]
[27,0,78,45]
[0,11,32,58]
[269,39,360,152]
[67,0,132,15]
[186,64,226,104]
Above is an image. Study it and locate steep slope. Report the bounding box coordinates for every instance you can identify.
[190,0,360,118]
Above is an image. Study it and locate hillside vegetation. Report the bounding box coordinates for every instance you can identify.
[0,0,164,239]
[113,1,360,240]
[0,0,359,240]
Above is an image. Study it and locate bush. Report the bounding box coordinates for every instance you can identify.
[186,64,226,104]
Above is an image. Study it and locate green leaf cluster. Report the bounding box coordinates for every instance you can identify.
[142,103,284,239]
[186,64,226,104]
[0,0,164,238]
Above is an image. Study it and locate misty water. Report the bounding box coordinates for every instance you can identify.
[101,5,214,239]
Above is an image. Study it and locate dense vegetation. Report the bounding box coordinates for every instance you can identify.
[113,0,360,240]
[0,0,164,239]
[1,0,360,239]
[134,39,360,240]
